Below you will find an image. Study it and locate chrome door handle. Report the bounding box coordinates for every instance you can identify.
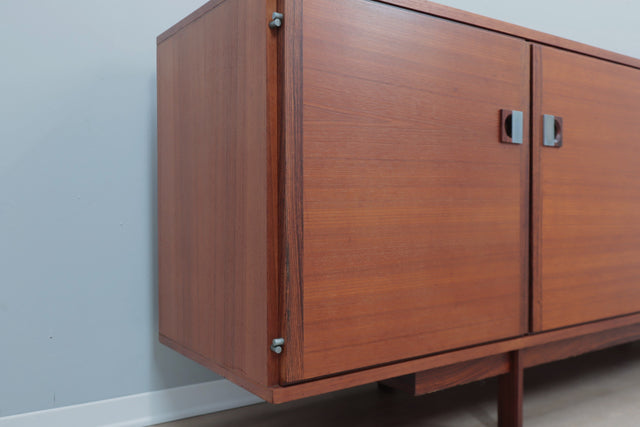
[501,109,524,145]
[543,114,563,148]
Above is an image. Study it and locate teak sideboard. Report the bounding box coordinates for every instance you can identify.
[157,1,640,425]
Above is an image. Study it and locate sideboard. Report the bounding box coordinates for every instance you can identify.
[157,1,640,425]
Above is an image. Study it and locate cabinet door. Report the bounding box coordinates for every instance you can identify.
[282,0,530,382]
[532,45,640,331]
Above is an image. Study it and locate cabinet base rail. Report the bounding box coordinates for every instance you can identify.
[379,321,640,427]
[162,313,640,427]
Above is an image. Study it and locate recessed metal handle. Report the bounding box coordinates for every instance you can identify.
[501,109,523,144]
[543,114,563,148]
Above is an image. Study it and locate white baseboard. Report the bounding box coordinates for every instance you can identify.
[0,379,263,427]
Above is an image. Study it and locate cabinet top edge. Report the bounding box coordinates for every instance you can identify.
[157,0,227,45]
[157,0,640,69]
[377,0,640,69]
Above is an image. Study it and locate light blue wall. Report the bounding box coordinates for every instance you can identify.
[1,0,639,419]
[0,0,215,418]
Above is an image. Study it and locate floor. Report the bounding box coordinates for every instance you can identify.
[155,342,640,427]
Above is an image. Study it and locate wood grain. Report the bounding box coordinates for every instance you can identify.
[498,351,523,427]
[157,0,278,387]
[271,313,640,403]
[156,0,640,408]
[280,0,305,384]
[159,315,640,404]
[157,0,227,44]
[266,0,281,386]
[158,0,640,71]
[381,355,509,396]
[299,0,530,381]
[533,45,640,331]
[376,0,640,70]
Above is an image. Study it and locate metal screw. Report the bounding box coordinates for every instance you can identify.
[271,338,285,354]
[269,12,283,29]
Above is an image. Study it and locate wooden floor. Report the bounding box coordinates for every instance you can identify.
[155,342,640,427]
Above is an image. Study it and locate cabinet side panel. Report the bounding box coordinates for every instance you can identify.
[157,0,273,386]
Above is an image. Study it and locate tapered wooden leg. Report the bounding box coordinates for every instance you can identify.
[498,351,523,427]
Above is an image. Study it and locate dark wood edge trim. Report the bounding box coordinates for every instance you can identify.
[269,313,640,403]
[157,0,227,44]
[374,0,640,70]
[266,0,281,387]
[520,46,531,335]
[530,44,543,332]
[280,0,304,384]
[159,334,275,402]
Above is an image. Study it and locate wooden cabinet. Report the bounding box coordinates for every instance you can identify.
[157,0,640,425]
